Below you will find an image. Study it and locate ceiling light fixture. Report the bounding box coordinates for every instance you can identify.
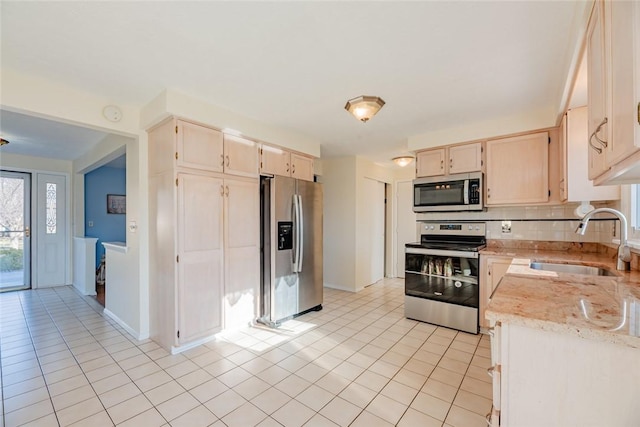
[392,156,414,167]
[344,95,385,123]
[0,138,9,146]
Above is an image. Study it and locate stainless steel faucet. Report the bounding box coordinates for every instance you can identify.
[575,208,631,270]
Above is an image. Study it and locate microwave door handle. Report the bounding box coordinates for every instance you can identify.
[463,180,469,205]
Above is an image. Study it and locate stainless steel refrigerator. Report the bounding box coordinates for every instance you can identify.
[259,175,323,327]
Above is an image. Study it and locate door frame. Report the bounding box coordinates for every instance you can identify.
[393,178,417,278]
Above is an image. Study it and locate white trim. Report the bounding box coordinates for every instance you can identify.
[104,308,149,341]
[102,241,128,253]
[323,283,357,293]
[171,334,217,355]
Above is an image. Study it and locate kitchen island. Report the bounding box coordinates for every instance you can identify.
[485,256,640,427]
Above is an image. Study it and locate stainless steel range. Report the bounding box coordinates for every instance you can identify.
[404,222,486,334]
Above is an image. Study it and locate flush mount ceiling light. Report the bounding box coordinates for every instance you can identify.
[344,95,385,123]
[392,156,414,167]
[0,138,9,146]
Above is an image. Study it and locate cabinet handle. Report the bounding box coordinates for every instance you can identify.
[450,159,453,169]
[589,117,608,153]
[220,154,225,166]
[487,366,495,378]
[292,164,296,174]
[225,185,229,197]
[286,163,290,173]
[440,159,444,169]
[487,188,491,199]
[225,155,230,167]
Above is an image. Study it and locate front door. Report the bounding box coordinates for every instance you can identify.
[36,174,67,287]
[0,171,31,291]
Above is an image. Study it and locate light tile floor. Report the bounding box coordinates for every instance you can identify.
[1,278,492,427]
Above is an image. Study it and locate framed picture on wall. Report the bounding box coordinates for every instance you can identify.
[107,194,126,214]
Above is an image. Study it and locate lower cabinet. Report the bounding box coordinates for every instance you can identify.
[488,321,640,426]
[151,171,259,353]
[480,256,513,329]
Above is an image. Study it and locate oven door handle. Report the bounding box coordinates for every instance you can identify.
[405,247,479,259]
[463,179,469,205]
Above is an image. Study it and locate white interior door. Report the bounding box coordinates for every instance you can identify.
[0,171,31,291]
[396,180,417,278]
[362,178,385,285]
[36,174,67,287]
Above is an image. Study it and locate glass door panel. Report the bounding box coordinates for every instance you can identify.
[0,171,31,291]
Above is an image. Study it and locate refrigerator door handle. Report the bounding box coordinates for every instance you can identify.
[291,195,298,270]
[297,194,304,272]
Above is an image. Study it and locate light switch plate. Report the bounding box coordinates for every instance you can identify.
[501,220,512,234]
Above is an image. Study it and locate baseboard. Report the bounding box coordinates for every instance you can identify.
[323,282,357,292]
[103,309,146,341]
[170,334,217,355]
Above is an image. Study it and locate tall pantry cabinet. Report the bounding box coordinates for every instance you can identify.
[149,117,259,353]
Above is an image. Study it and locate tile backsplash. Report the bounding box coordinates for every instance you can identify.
[416,202,619,244]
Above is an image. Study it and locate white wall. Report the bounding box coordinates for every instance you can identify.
[321,157,357,291]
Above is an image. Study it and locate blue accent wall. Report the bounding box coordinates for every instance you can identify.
[85,166,126,268]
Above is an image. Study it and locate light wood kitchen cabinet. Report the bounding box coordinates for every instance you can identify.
[586,0,640,185]
[480,255,512,329]
[448,142,483,175]
[223,134,259,178]
[260,145,291,177]
[291,153,314,181]
[558,113,568,202]
[586,0,610,180]
[416,148,446,177]
[176,120,224,173]
[260,144,315,182]
[565,107,620,201]
[148,117,259,353]
[486,132,549,205]
[416,142,483,178]
[223,178,260,330]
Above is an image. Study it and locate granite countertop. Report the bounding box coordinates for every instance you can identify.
[483,244,640,349]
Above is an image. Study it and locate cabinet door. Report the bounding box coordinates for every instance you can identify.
[416,149,445,177]
[223,178,260,329]
[223,134,259,177]
[291,154,314,182]
[608,0,640,165]
[480,256,512,329]
[559,113,568,202]
[586,1,610,179]
[486,132,549,205]
[177,121,224,172]
[449,143,483,174]
[176,173,224,345]
[261,145,291,177]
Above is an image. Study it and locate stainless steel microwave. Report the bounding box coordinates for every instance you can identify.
[413,172,483,212]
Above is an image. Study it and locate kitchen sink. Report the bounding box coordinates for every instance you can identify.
[529,262,616,276]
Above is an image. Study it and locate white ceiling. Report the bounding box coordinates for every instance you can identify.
[0,1,588,165]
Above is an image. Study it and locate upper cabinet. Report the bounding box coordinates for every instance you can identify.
[416,142,483,178]
[566,107,620,201]
[416,148,446,177]
[176,120,224,173]
[260,145,315,182]
[223,134,259,178]
[486,132,549,205]
[587,0,640,185]
[173,120,258,177]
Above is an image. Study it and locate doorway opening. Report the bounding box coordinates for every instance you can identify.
[0,171,31,292]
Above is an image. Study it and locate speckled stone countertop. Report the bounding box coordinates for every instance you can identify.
[483,242,640,349]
